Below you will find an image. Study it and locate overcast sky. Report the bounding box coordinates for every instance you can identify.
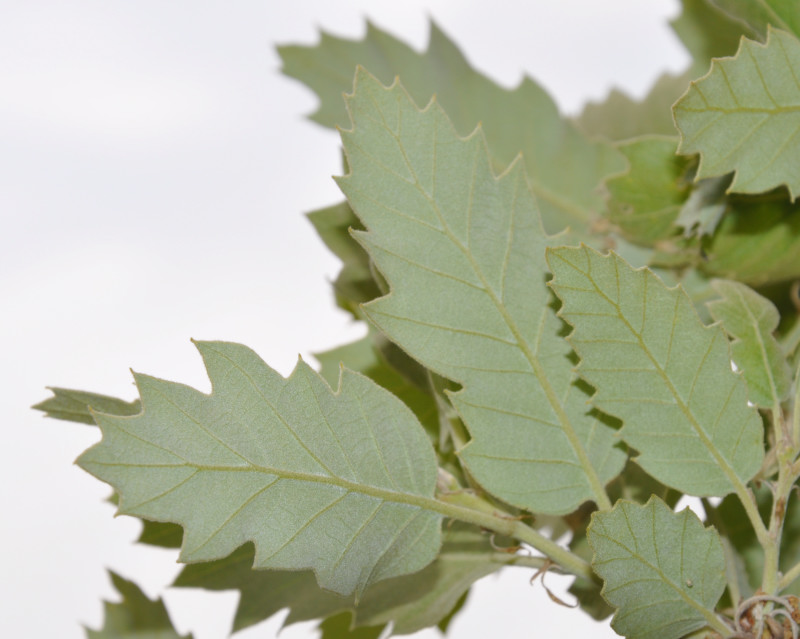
[1,2,689,638]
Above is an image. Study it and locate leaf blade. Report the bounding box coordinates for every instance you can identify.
[337,69,625,515]
[78,340,442,597]
[547,245,763,497]
[708,279,792,408]
[588,497,727,639]
[674,28,800,199]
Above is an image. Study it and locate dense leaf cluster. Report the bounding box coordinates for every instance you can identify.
[36,2,800,638]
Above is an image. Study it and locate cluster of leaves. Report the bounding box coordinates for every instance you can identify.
[36,2,800,638]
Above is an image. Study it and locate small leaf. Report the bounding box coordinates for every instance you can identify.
[33,388,140,425]
[707,279,792,408]
[78,340,442,597]
[86,571,190,639]
[547,246,764,497]
[674,28,800,199]
[710,0,800,41]
[279,20,624,234]
[337,68,625,515]
[588,497,727,639]
[675,175,732,239]
[604,136,691,246]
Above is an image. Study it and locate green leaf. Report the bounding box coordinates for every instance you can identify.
[674,28,800,199]
[588,497,727,639]
[87,571,190,639]
[174,523,512,635]
[33,388,140,425]
[137,518,184,549]
[575,72,692,142]
[710,0,800,40]
[307,201,382,315]
[707,278,792,408]
[675,175,732,239]
[337,68,625,515]
[671,0,755,75]
[604,136,691,246]
[279,21,624,234]
[547,246,764,497]
[701,191,800,286]
[78,340,442,597]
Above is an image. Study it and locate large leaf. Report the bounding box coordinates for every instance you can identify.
[674,28,800,199]
[336,68,626,515]
[707,279,792,408]
[588,497,727,639]
[710,0,800,40]
[34,387,140,425]
[78,340,442,597]
[575,72,692,142]
[279,21,624,234]
[547,246,764,497]
[603,136,691,246]
[174,523,513,635]
[87,572,190,639]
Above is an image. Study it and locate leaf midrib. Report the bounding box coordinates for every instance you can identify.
[85,458,442,514]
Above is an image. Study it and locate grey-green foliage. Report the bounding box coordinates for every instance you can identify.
[588,498,726,639]
[548,245,764,497]
[708,279,792,408]
[674,28,800,199]
[79,340,442,597]
[36,10,800,639]
[279,21,624,235]
[338,68,626,515]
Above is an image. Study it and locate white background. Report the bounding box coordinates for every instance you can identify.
[1,2,690,637]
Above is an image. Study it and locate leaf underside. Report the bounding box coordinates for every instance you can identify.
[588,497,726,639]
[336,68,625,515]
[707,278,792,408]
[279,20,624,235]
[78,340,442,597]
[547,245,763,497]
[674,28,800,199]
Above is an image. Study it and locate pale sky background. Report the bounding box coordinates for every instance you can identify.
[1,2,691,637]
